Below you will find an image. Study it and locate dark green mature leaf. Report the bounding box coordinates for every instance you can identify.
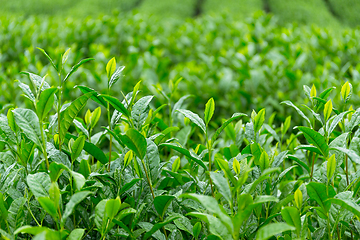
[61,191,93,226]
[63,58,94,82]
[256,223,295,240]
[146,139,160,183]
[330,147,360,165]
[7,197,26,233]
[143,214,182,240]
[119,129,147,160]
[281,207,301,236]
[177,109,206,133]
[119,179,142,195]
[306,182,335,211]
[211,113,247,144]
[0,192,8,220]
[101,94,130,117]
[37,87,57,121]
[326,198,360,218]
[12,108,42,147]
[297,126,329,157]
[0,115,17,144]
[210,172,232,205]
[27,173,51,198]
[76,85,107,107]
[296,145,322,155]
[154,195,175,217]
[131,96,154,129]
[159,143,206,169]
[59,93,92,144]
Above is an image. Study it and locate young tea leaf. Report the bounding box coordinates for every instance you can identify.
[106,57,116,80]
[204,98,215,126]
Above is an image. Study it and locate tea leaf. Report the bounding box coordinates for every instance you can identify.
[256,223,295,240]
[177,109,206,133]
[204,98,215,126]
[59,93,92,144]
[63,58,94,82]
[12,108,42,147]
[297,126,329,157]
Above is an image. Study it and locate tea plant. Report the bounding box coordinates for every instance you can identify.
[1,49,360,240]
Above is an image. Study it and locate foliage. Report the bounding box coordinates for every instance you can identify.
[1,47,360,240]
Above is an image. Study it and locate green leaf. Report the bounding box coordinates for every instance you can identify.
[67,229,85,240]
[76,85,107,107]
[62,48,71,66]
[210,172,232,205]
[306,182,335,212]
[17,81,35,102]
[0,115,16,144]
[327,154,336,181]
[63,58,94,82]
[180,193,234,235]
[101,94,130,117]
[14,225,51,236]
[327,111,350,137]
[109,66,125,89]
[211,113,246,144]
[253,108,265,133]
[119,178,141,195]
[106,57,116,80]
[204,98,215,126]
[326,198,360,218]
[61,191,92,226]
[12,108,42,147]
[346,108,360,132]
[71,135,86,161]
[37,47,57,71]
[143,214,182,240]
[59,93,92,144]
[281,207,301,236]
[297,126,329,157]
[323,99,333,122]
[177,109,206,133]
[159,143,206,169]
[27,173,51,198]
[329,147,360,165]
[131,96,154,129]
[0,192,8,220]
[281,101,311,126]
[65,133,108,164]
[37,197,58,219]
[154,195,176,218]
[119,129,147,160]
[70,171,86,191]
[256,223,295,240]
[106,197,121,219]
[258,151,269,171]
[341,81,352,103]
[193,222,202,239]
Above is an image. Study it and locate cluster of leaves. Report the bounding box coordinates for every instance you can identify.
[2,13,360,128]
[2,49,360,240]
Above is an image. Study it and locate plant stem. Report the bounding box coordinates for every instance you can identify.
[107,102,112,172]
[206,131,214,197]
[141,158,155,199]
[58,72,62,151]
[40,120,49,170]
[310,152,315,181]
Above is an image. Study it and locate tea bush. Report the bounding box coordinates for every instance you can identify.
[1,48,360,239]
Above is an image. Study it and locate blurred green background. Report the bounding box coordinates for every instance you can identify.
[1,0,359,28]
